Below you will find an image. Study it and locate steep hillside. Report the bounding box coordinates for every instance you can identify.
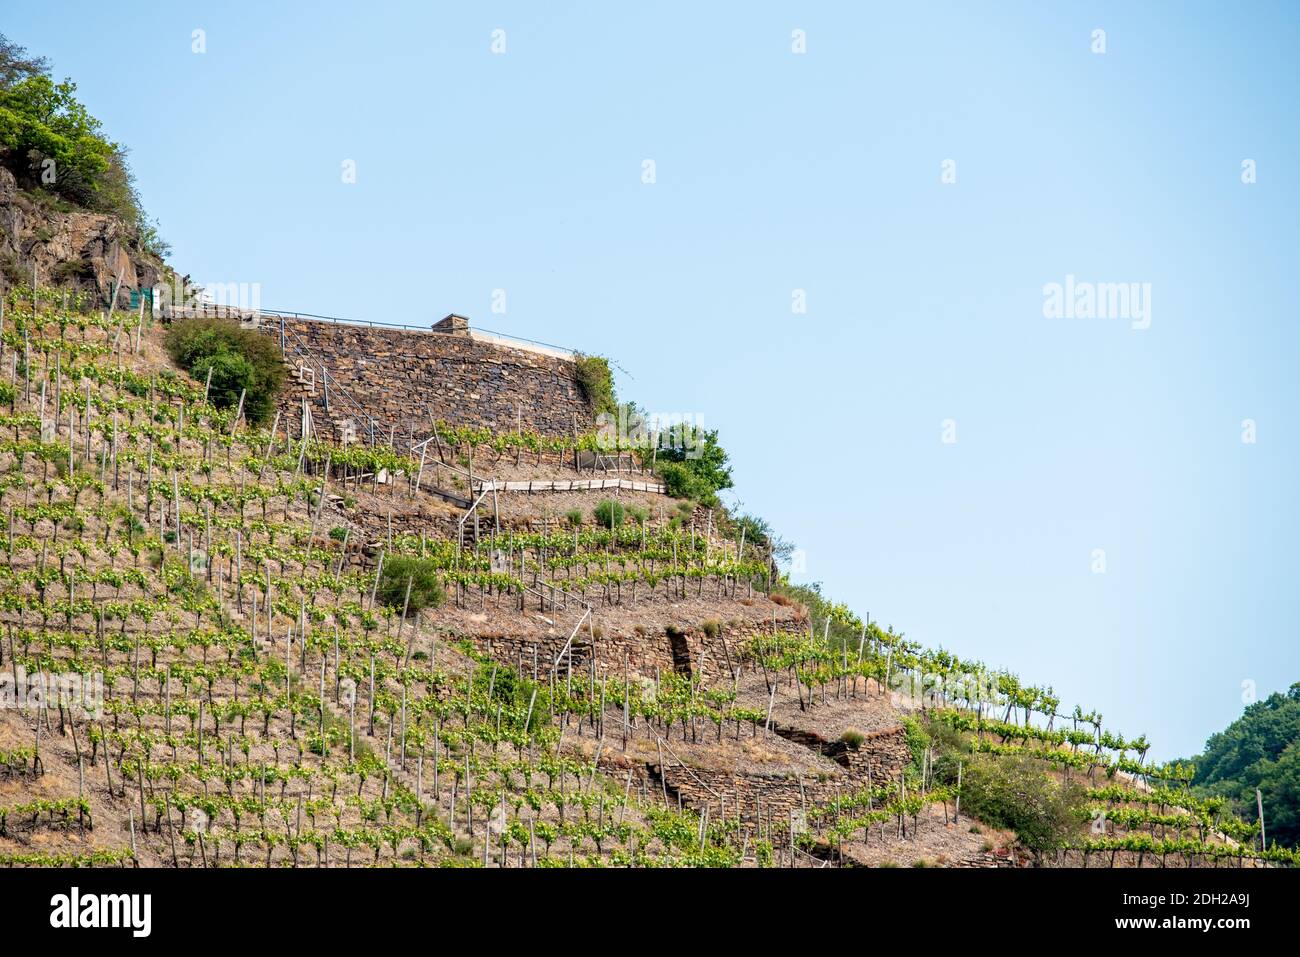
[0,289,1288,869]
[0,33,167,304]
[1177,685,1300,850]
[0,167,163,306]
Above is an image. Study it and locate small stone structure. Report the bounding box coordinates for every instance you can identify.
[431,313,469,334]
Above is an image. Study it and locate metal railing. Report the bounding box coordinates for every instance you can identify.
[256,306,580,359]
[162,301,582,359]
[277,320,381,445]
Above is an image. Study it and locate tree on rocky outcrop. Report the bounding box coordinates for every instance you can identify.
[0,35,47,87]
[0,32,166,259]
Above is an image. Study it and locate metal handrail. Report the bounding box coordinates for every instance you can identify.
[256,306,580,359]
[277,323,378,444]
[165,300,582,358]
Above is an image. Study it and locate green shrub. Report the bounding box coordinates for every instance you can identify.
[328,526,348,542]
[573,354,616,416]
[375,555,446,615]
[840,729,866,750]
[51,258,93,282]
[194,348,255,403]
[654,429,733,506]
[659,461,707,501]
[700,619,721,639]
[593,499,625,528]
[564,508,583,528]
[474,666,548,733]
[627,505,649,526]
[924,713,972,786]
[164,317,285,424]
[902,716,930,775]
[959,756,1087,858]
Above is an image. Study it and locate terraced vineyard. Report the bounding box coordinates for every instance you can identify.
[0,289,1291,869]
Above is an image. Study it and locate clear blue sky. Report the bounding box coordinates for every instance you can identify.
[11,1,1299,760]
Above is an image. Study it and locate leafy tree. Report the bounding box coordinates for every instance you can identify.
[164,318,286,424]
[732,512,794,564]
[0,33,164,256]
[0,34,48,87]
[959,755,1087,862]
[656,428,733,506]
[1182,683,1300,848]
[0,74,116,207]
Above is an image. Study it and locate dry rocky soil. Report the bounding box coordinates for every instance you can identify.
[0,311,1228,870]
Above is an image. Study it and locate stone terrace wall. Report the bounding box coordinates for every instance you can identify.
[771,721,912,784]
[470,619,766,686]
[600,735,909,833]
[656,764,846,829]
[272,317,593,443]
[831,726,912,782]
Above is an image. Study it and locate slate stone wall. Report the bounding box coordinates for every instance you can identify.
[269,317,593,443]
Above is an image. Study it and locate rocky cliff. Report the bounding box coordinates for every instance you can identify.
[0,166,163,303]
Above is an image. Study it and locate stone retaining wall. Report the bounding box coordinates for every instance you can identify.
[470,619,783,685]
[828,725,913,782]
[271,317,593,442]
[654,763,846,830]
[600,725,913,831]
[770,721,912,785]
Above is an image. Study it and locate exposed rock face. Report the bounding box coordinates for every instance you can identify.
[0,167,162,303]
